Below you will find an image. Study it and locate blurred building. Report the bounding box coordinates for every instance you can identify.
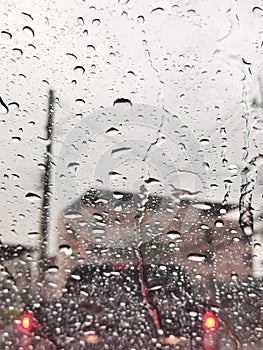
[54,189,252,291]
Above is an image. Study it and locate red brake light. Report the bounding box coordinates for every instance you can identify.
[18,314,33,332]
[202,312,219,331]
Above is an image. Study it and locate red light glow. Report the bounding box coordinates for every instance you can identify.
[18,314,33,332]
[202,312,219,331]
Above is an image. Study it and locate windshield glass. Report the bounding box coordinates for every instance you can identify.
[1,1,263,349]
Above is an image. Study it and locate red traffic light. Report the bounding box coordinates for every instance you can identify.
[202,312,219,331]
[18,313,33,332]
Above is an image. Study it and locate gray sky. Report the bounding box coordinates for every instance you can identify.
[0,0,262,268]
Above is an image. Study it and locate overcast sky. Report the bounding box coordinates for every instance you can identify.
[0,0,262,262]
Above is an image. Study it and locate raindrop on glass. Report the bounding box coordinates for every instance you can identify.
[187,253,206,262]
[25,192,41,201]
[12,136,21,143]
[105,127,120,136]
[252,6,262,14]
[228,164,238,174]
[74,65,85,75]
[150,7,165,15]
[137,15,145,24]
[92,19,101,26]
[166,230,181,240]
[8,102,19,110]
[77,17,84,25]
[66,52,77,60]
[12,48,23,55]
[0,97,9,114]
[200,138,210,145]
[1,30,12,40]
[215,219,224,228]
[64,212,82,219]
[22,26,35,38]
[113,97,132,107]
[75,98,85,106]
[59,244,72,255]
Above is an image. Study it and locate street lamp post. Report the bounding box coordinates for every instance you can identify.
[39,89,55,281]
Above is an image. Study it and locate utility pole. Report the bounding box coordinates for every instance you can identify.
[39,89,55,281]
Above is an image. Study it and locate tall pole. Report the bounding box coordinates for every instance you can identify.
[39,89,55,280]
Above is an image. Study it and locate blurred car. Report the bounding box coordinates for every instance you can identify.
[39,261,221,349]
[40,189,261,349]
[0,254,56,349]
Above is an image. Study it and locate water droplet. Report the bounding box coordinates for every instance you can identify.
[220,127,226,135]
[59,244,72,255]
[12,136,21,143]
[77,17,84,25]
[22,26,34,38]
[231,272,238,280]
[74,65,85,75]
[105,127,120,136]
[243,226,253,236]
[192,203,211,210]
[75,98,85,106]
[151,7,165,15]
[187,253,206,262]
[109,171,122,180]
[200,138,210,145]
[92,18,101,25]
[137,15,145,24]
[210,183,218,189]
[144,177,161,184]
[111,147,131,158]
[12,48,23,55]
[8,102,19,110]
[1,30,12,40]
[219,208,227,214]
[47,265,59,273]
[113,98,132,106]
[0,97,9,114]
[17,153,25,159]
[93,213,103,221]
[187,9,197,15]
[189,311,198,317]
[87,44,96,52]
[118,0,129,4]
[228,164,238,174]
[22,12,33,20]
[67,161,80,168]
[248,292,257,298]
[166,230,181,240]
[25,192,41,201]
[28,231,39,236]
[215,220,224,228]
[66,52,77,60]
[252,6,262,14]
[64,212,82,219]
[112,191,125,200]
[203,162,210,170]
[92,228,105,235]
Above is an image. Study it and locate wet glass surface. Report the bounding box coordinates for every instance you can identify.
[0,1,263,349]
